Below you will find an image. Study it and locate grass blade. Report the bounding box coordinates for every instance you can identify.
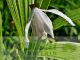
[17,0,25,33]
[0,11,3,60]
[6,0,24,51]
[24,0,28,23]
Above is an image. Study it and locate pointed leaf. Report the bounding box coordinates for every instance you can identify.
[0,11,3,60]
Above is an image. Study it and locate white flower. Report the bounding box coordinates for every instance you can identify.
[24,6,75,47]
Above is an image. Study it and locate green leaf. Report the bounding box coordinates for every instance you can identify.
[35,0,43,7]
[38,42,80,60]
[24,0,28,23]
[26,38,43,60]
[0,0,3,10]
[0,11,3,60]
[40,0,51,9]
[6,0,24,51]
[17,0,25,32]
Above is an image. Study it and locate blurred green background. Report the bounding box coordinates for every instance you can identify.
[0,0,80,60]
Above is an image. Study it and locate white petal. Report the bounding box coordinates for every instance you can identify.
[31,8,46,38]
[24,20,31,48]
[42,9,75,26]
[25,20,31,43]
[24,12,34,47]
[33,8,54,38]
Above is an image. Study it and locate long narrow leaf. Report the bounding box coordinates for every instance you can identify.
[0,11,3,60]
[24,0,28,23]
[17,0,25,32]
[6,0,24,51]
[40,0,51,9]
[0,0,3,10]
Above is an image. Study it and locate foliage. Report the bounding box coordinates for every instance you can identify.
[38,42,80,60]
[0,11,3,60]
[0,0,80,60]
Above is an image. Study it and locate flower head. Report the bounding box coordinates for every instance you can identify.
[24,4,75,47]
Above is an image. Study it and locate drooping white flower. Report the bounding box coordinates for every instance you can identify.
[25,5,75,47]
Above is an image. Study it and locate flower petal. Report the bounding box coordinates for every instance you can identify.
[33,8,54,38]
[25,13,34,47]
[25,20,31,43]
[42,9,75,26]
[25,20,31,47]
[31,8,47,38]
